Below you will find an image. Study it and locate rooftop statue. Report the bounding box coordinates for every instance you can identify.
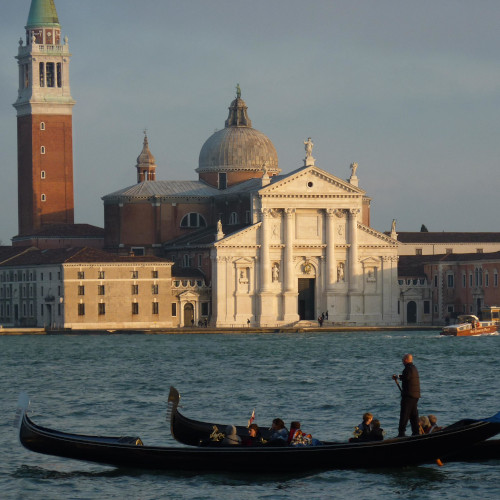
[236,83,241,99]
[304,137,314,157]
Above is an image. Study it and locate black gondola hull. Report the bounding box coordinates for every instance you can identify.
[15,388,500,472]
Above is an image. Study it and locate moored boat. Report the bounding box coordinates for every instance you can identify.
[15,390,500,472]
[441,314,498,336]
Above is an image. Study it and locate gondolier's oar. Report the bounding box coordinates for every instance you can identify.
[392,374,402,392]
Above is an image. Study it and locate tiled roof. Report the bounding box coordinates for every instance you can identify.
[0,246,35,264]
[0,247,172,266]
[398,252,500,276]
[396,232,500,244]
[102,180,220,200]
[171,266,206,279]
[163,224,248,249]
[12,224,104,239]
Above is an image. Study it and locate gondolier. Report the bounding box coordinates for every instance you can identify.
[393,353,421,437]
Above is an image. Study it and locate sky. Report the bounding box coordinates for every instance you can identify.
[1,0,499,244]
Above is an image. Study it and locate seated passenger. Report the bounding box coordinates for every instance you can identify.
[269,418,288,444]
[428,414,442,433]
[349,412,373,442]
[242,423,264,446]
[288,421,313,446]
[368,419,384,441]
[221,425,241,446]
[419,416,431,434]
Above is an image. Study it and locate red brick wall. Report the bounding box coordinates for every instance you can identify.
[199,170,266,188]
[362,198,371,227]
[17,114,74,235]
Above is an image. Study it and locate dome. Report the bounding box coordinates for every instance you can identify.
[197,94,279,175]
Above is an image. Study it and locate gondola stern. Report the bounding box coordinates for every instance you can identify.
[14,392,33,451]
[166,386,181,441]
[14,392,30,432]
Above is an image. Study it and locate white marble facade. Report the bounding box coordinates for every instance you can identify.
[211,165,400,327]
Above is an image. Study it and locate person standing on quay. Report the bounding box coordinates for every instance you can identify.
[393,353,421,437]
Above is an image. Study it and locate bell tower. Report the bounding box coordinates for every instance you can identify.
[13,0,75,236]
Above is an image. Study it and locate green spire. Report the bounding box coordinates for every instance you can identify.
[26,0,60,28]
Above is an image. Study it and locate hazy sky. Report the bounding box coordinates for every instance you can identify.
[1,0,499,244]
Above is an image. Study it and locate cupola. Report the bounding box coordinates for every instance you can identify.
[136,133,157,182]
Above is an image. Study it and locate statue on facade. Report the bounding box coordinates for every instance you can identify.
[262,161,268,176]
[304,137,314,157]
[303,137,315,167]
[391,219,396,233]
[350,162,358,176]
[239,269,248,284]
[337,262,345,282]
[272,263,280,282]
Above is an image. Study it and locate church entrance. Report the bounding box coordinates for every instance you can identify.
[407,301,417,324]
[183,303,194,327]
[298,278,315,320]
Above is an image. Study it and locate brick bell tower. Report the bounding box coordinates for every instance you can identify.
[13,0,75,237]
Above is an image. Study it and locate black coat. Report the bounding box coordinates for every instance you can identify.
[401,363,420,399]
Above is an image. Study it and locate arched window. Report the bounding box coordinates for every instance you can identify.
[40,122,45,130]
[228,212,239,225]
[41,194,46,202]
[180,213,206,228]
[40,146,46,154]
[41,170,46,179]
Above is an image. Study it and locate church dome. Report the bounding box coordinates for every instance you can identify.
[197,91,279,176]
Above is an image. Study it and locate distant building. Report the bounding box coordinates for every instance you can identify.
[395,232,500,256]
[12,0,103,249]
[398,252,500,325]
[0,247,181,330]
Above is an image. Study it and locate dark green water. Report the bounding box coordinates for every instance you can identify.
[1,331,499,499]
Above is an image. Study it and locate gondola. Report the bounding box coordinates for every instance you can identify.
[16,389,500,472]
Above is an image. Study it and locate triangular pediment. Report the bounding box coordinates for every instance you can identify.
[260,166,365,197]
[178,290,199,300]
[215,223,260,247]
[233,257,254,265]
[360,256,381,265]
[358,223,398,246]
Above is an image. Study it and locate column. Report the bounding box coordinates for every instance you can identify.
[325,209,336,289]
[258,208,277,325]
[348,209,360,292]
[282,208,299,323]
[284,208,295,292]
[260,208,272,292]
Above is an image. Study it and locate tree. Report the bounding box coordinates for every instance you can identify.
[420,224,429,232]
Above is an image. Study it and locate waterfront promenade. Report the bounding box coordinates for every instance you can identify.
[1,325,440,335]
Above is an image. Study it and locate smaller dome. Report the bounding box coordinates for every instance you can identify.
[136,134,156,167]
[135,133,157,183]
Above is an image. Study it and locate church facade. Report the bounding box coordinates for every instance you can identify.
[103,93,400,327]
